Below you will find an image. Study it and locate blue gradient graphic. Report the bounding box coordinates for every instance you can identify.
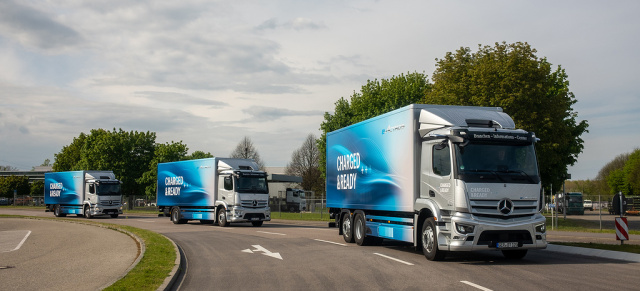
[157,158,217,207]
[327,106,417,212]
[44,171,84,205]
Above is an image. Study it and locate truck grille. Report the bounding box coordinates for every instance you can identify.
[469,199,538,218]
[99,200,121,206]
[241,200,268,208]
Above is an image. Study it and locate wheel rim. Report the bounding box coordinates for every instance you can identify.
[172,209,178,222]
[422,225,435,253]
[219,210,225,223]
[342,216,351,237]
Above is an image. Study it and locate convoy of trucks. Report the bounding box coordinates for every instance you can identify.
[44,171,123,218]
[326,104,547,260]
[156,158,271,227]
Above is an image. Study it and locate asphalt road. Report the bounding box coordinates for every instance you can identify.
[0,217,138,291]
[3,208,639,291]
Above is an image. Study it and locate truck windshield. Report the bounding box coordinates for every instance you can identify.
[454,143,540,184]
[236,176,269,194]
[96,182,122,196]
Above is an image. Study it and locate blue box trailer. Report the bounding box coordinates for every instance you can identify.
[157,158,271,227]
[44,171,123,218]
[327,104,547,260]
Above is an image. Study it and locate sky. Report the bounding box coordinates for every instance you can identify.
[0,0,638,180]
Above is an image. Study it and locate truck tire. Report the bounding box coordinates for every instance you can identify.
[251,221,264,227]
[217,208,230,227]
[342,213,354,243]
[84,205,93,219]
[54,205,66,217]
[502,249,528,260]
[421,217,445,261]
[354,213,368,246]
[171,207,186,224]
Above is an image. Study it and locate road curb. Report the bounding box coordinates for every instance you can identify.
[546,243,640,263]
[158,235,184,291]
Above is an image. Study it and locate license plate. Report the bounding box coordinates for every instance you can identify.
[497,242,519,248]
[251,217,259,221]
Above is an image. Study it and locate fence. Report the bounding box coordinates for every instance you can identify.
[269,198,330,220]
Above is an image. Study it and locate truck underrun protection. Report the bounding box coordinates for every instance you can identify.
[327,104,547,261]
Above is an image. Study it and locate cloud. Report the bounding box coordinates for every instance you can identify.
[134,91,227,107]
[0,0,83,52]
[256,17,326,31]
[241,105,324,122]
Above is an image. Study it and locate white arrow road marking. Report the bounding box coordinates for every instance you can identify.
[1,230,31,253]
[242,245,283,260]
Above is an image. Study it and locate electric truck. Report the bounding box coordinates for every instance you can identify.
[157,158,271,226]
[327,104,547,260]
[44,171,123,218]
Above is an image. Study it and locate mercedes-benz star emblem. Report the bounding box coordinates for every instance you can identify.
[498,198,514,215]
[252,200,258,207]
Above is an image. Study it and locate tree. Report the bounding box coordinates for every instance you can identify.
[30,180,44,196]
[230,137,265,170]
[319,72,430,177]
[53,128,156,198]
[423,42,589,192]
[623,148,640,195]
[185,150,214,160]
[596,152,630,195]
[0,165,18,171]
[0,175,30,198]
[285,134,324,196]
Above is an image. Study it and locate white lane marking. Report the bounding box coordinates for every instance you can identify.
[257,231,286,236]
[461,281,493,291]
[313,239,347,246]
[373,253,414,266]
[137,220,155,223]
[1,230,32,253]
[242,245,283,260]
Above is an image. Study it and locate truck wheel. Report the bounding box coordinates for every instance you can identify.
[354,213,368,246]
[171,207,186,224]
[217,208,230,227]
[502,249,528,260]
[54,205,66,217]
[251,221,264,227]
[421,217,445,261]
[84,205,93,219]
[342,213,354,243]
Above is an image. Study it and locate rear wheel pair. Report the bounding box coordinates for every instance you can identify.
[342,213,379,246]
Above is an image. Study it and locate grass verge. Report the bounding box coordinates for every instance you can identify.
[0,215,175,291]
[544,215,640,235]
[271,211,331,221]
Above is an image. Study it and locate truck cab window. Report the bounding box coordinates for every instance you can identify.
[89,184,95,194]
[432,143,451,176]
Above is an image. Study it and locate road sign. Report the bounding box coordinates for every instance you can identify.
[615,217,629,241]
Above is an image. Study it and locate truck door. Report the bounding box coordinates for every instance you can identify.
[218,175,235,206]
[86,183,97,205]
[421,141,455,210]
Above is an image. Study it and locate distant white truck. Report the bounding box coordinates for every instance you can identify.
[583,199,593,211]
[285,188,307,212]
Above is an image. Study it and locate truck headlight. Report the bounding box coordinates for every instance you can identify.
[455,223,474,234]
[536,223,546,233]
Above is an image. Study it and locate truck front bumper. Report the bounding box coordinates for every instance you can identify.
[229,206,271,223]
[443,212,547,252]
